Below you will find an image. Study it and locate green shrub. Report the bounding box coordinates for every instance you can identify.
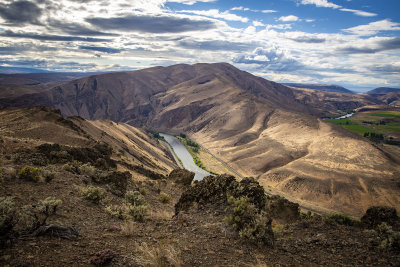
[225,196,274,246]
[125,191,146,206]
[0,197,17,238]
[324,214,361,227]
[139,188,147,195]
[376,222,400,250]
[159,193,171,204]
[18,166,40,182]
[105,205,126,220]
[39,197,62,215]
[125,204,149,222]
[79,163,97,177]
[63,163,77,173]
[42,170,55,182]
[81,186,105,204]
[17,197,62,233]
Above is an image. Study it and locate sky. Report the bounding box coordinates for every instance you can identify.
[0,0,399,91]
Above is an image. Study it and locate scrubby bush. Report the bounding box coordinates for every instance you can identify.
[39,197,62,216]
[30,153,49,166]
[324,214,361,227]
[376,222,400,250]
[18,166,40,182]
[159,193,171,204]
[106,191,150,222]
[79,163,97,177]
[63,163,78,173]
[17,197,62,232]
[225,196,274,246]
[124,191,150,222]
[81,186,105,204]
[139,188,147,196]
[125,204,149,222]
[125,191,146,206]
[0,197,17,246]
[42,170,56,182]
[105,205,126,220]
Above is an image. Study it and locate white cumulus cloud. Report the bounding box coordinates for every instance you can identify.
[344,19,400,36]
[278,15,300,22]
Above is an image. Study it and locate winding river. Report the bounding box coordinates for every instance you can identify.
[160,133,211,181]
[335,113,354,119]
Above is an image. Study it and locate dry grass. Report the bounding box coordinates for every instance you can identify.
[120,220,136,236]
[152,210,174,222]
[136,242,182,267]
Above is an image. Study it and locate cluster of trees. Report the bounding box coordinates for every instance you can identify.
[363,132,384,142]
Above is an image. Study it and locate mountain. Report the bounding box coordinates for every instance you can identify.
[366,87,400,106]
[284,83,354,94]
[0,72,102,85]
[0,66,53,74]
[0,63,399,216]
[367,87,400,95]
[290,87,380,117]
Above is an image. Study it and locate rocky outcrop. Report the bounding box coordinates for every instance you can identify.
[361,206,399,229]
[168,169,195,186]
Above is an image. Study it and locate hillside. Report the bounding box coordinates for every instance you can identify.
[0,63,399,216]
[284,83,354,94]
[0,108,399,266]
[365,88,400,107]
[0,106,176,176]
[367,87,400,95]
[290,87,380,117]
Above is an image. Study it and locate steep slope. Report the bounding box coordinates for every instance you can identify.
[0,63,399,216]
[0,106,176,175]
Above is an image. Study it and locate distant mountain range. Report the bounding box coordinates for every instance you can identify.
[366,87,400,95]
[0,66,54,74]
[284,83,354,94]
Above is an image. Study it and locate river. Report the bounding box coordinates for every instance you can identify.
[160,133,211,181]
[335,113,354,119]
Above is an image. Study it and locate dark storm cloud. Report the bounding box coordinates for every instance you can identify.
[338,37,400,54]
[79,46,122,53]
[288,36,326,43]
[179,40,252,51]
[0,0,42,25]
[86,15,216,33]
[47,19,119,36]
[0,30,110,42]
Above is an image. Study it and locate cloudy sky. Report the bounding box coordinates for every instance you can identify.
[0,0,399,91]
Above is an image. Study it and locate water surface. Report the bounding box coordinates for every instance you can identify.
[160,133,211,181]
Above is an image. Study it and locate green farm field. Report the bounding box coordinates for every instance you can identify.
[325,110,400,140]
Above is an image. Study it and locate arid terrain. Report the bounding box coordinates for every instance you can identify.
[0,107,399,266]
[0,63,399,217]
